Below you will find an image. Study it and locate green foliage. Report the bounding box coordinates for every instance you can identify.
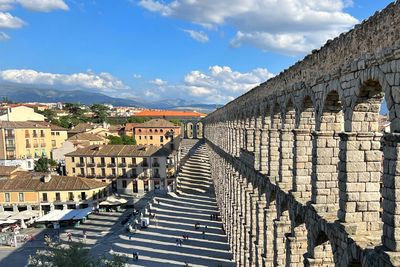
[169,119,181,125]
[37,109,57,122]
[127,117,150,123]
[64,103,85,117]
[28,243,128,267]
[2,97,13,104]
[90,104,109,123]
[34,157,58,172]
[107,135,136,145]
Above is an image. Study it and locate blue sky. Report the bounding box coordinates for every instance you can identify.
[0,0,394,104]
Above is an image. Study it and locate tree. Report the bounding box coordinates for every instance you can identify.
[64,103,84,117]
[169,119,181,125]
[107,135,136,145]
[34,157,58,172]
[37,109,57,122]
[28,243,128,267]
[90,104,109,123]
[1,97,13,104]
[127,117,150,123]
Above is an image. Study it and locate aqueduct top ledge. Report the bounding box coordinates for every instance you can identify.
[204,1,400,132]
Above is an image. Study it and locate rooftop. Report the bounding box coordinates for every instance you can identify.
[0,121,67,131]
[0,166,19,176]
[135,110,206,118]
[0,172,109,192]
[139,119,179,128]
[65,144,171,157]
[68,133,104,142]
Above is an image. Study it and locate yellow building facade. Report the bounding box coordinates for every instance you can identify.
[65,144,176,195]
[0,121,67,160]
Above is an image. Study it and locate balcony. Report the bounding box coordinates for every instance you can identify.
[86,174,96,178]
[107,174,116,179]
[152,162,160,167]
[33,144,39,148]
[128,163,137,168]
[108,163,116,168]
[26,144,31,148]
[77,173,85,177]
[40,198,48,203]
[97,163,106,167]
[87,163,96,167]
[119,163,127,167]
[6,145,15,151]
[76,163,85,167]
[5,134,15,139]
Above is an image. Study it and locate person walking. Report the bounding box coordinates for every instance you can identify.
[82,231,87,244]
[67,232,72,242]
[176,239,179,246]
[202,230,205,239]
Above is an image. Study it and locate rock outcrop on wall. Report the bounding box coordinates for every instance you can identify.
[203,1,400,266]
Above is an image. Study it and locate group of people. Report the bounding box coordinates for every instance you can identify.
[132,251,139,261]
[210,213,218,221]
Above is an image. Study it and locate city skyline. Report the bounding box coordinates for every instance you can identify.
[0,0,394,104]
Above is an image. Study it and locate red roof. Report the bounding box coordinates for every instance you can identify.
[135,110,206,118]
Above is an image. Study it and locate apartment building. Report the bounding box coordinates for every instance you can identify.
[65,144,176,195]
[131,119,181,147]
[0,106,45,122]
[0,166,109,214]
[0,121,68,169]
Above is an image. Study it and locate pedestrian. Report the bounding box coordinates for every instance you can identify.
[202,231,205,239]
[186,234,189,240]
[83,231,87,243]
[210,214,213,220]
[67,232,72,242]
[157,199,160,205]
[182,234,186,241]
[179,239,183,247]
[205,225,208,231]
[176,239,179,246]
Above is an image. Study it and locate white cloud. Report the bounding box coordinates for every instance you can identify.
[139,0,358,54]
[153,65,273,104]
[18,0,68,12]
[149,78,167,86]
[0,0,15,11]
[0,69,128,90]
[133,73,142,79]
[183,29,209,43]
[0,12,23,28]
[0,31,9,40]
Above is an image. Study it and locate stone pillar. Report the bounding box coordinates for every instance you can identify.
[260,129,269,175]
[269,129,280,183]
[255,196,267,266]
[273,210,291,266]
[264,204,277,266]
[311,131,339,214]
[382,133,400,252]
[279,129,294,191]
[254,129,262,171]
[287,224,308,266]
[246,128,255,152]
[292,129,313,201]
[338,132,382,234]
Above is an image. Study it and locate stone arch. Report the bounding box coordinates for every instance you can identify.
[196,121,203,139]
[305,231,335,266]
[268,99,282,182]
[297,94,316,130]
[286,210,308,267]
[187,122,194,139]
[318,89,344,132]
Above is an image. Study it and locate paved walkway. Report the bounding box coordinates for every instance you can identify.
[107,143,234,267]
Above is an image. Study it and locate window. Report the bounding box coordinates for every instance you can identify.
[52,140,56,147]
[154,180,160,190]
[55,192,61,202]
[150,136,153,140]
[112,168,116,176]
[51,132,55,136]
[4,193,10,202]
[80,157,84,164]
[56,132,60,136]
[33,130,37,137]
[122,168,126,176]
[101,157,105,165]
[40,139,45,147]
[81,192,86,200]
[91,168,95,176]
[80,168,84,175]
[101,168,106,177]
[68,192,74,201]
[18,192,24,202]
[139,136,142,140]
[41,149,46,157]
[160,129,163,133]
[149,129,153,133]
[26,139,30,148]
[40,130,45,137]
[122,180,127,188]
[42,193,48,202]
[133,180,138,193]
[72,167,76,173]
[144,180,149,192]
[122,158,126,163]
[25,130,30,138]
[72,157,75,163]
[111,157,116,164]
[144,136,147,139]
[132,158,136,165]
[160,136,164,142]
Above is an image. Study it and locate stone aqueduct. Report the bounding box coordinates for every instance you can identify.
[202,2,400,266]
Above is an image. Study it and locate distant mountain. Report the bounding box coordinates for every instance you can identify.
[0,84,144,107]
[0,84,219,112]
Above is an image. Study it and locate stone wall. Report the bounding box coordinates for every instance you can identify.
[203,1,400,266]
